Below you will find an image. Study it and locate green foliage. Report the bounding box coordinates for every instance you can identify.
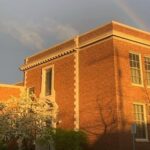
[0,140,8,150]
[37,128,87,150]
[54,128,87,150]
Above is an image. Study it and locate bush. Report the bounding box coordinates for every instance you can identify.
[54,128,87,150]
[37,128,87,150]
[0,140,8,150]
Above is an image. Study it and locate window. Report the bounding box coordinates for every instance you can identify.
[133,104,147,139]
[144,57,150,86]
[129,53,142,85]
[28,87,35,100]
[28,87,35,95]
[42,67,53,96]
[41,66,54,97]
[45,68,52,96]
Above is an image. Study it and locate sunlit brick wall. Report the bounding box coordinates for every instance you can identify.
[0,85,23,102]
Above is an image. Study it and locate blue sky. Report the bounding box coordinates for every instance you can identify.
[0,0,150,84]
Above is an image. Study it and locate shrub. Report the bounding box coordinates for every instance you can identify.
[0,140,8,150]
[37,128,87,150]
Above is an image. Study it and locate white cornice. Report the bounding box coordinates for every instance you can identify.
[112,30,150,46]
[112,21,150,36]
[20,49,76,71]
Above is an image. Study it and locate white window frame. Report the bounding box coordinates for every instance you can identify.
[41,65,55,98]
[41,65,57,128]
[129,51,143,87]
[27,87,35,97]
[144,56,150,88]
[133,102,148,142]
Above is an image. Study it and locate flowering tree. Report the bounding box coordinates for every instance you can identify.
[0,92,58,150]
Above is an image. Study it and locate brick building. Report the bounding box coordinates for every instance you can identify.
[1,21,150,150]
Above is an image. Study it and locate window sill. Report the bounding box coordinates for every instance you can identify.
[131,83,144,88]
[135,139,149,142]
[40,90,55,98]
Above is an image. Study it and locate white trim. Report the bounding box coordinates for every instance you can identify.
[24,58,28,87]
[20,49,75,71]
[144,56,150,88]
[27,86,35,98]
[22,53,75,72]
[112,21,150,36]
[147,105,150,115]
[133,102,149,141]
[135,139,149,142]
[79,31,112,48]
[0,84,23,89]
[24,71,27,87]
[129,51,144,87]
[40,65,57,128]
[73,36,80,130]
[131,83,144,88]
[113,36,150,49]
[113,31,150,46]
[40,65,55,98]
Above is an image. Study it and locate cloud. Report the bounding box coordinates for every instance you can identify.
[0,18,79,50]
[0,21,45,50]
[43,18,79,40]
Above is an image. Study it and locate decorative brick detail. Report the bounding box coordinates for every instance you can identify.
[73,51,79,130]
[73,36,80,130]
[20,49,75,71]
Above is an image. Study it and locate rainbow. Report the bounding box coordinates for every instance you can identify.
[114,0,148,30]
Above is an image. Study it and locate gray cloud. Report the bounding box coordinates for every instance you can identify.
[0,20,45,50]
[41,18,79,41]
[0,18,78,50]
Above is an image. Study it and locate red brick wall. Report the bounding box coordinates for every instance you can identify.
[25,55,75,129]
[0,85,22,102]
[79,39,119,150]
[114,38,150,150]
[25,39,120,150]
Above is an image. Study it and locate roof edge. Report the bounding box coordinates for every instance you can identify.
[20,21,150,71]
[0,83,24,89]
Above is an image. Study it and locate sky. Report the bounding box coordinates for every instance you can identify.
[0,0,150,84]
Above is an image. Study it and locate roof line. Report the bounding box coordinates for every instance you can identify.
[112,21,150,36]
[26,38,75,61]
[24,21,113,61]
[24,21,150,62]
[0,84,24,88]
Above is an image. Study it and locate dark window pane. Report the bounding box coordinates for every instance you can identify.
[29,87,35,95]
[45,69,52,96]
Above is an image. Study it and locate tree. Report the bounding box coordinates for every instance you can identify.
[0,92,58,150]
